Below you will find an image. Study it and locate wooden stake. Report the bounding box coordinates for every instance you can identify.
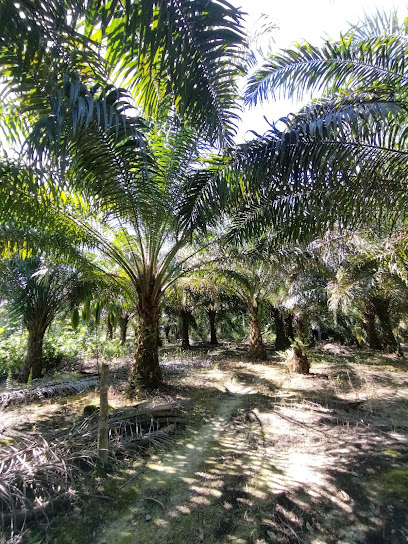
[98,363,109,462]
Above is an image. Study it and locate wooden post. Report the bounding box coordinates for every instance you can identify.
[98,363,109,462]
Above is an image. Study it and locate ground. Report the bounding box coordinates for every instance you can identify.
[1,343,408,544]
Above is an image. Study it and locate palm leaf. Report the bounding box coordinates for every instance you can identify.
[245,14,408,106]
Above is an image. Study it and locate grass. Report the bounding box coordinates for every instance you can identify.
[381,470,408,500]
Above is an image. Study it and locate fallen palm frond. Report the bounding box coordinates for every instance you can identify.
[0,377,101,408]
[0,401,186,538]
[0,434,92,537]
[107,404,187,455]
[60,402,187,456]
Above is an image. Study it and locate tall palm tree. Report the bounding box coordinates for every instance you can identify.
[0,1,247,390]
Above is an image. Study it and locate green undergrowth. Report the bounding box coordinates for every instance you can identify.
[381,469,408,500]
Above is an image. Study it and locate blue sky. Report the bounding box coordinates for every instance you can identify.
[234,0,408,141]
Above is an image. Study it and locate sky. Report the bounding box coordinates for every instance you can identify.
[233,0,408,141]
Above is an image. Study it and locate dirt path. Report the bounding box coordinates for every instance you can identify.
[89,354,408,544]
[94,381,265,544]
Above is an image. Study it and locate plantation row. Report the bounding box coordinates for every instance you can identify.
[0,2,407,390]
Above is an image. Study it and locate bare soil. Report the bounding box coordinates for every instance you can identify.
[2,343,408,543]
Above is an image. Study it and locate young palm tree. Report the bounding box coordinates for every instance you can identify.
[0,256,91,380]
[318,230,408,352]
[210,248,276,360]
[162,282,196,350]
[182,275,224,345]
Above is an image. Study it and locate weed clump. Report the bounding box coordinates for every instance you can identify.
[285,346,310,374]
[381,470,408,500]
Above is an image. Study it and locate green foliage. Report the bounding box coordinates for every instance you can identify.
[71,308,80,330]
[0,328,27,377]
[0,314,135,379]
[100,338,128,359]
[232,11,408,244]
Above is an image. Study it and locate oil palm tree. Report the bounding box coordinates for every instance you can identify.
[313,229,408,352]
[162,282,196,350]
[0,256,92,381]
[3,117,231,389]
[0,0,246,251]
[183,274,224,345]
[1,1,246,390]
[209,246,278,360]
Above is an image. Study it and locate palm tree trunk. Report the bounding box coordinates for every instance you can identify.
[128,297,162,392]
[180,310,190,349]
[362,303,382,350]
[285,313,295,340]
[118,314,129,345]
[98,363,110,463]
[157,330,163,347]
[21,325,47,381]
[294,313,306,342]
[208,309,218,345]
[372,298,398,353]
[273,307,290,350]
[248,307,267,360]
[106,317,113,340]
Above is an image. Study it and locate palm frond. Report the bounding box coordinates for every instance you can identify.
[245,16,408,105]
[103,0,245,145]
[226,99,408,243]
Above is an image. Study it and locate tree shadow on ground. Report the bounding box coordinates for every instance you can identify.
[12,344,408,544]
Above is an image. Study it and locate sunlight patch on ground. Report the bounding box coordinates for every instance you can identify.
[224,380,254,394]
[283,452,329,487]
